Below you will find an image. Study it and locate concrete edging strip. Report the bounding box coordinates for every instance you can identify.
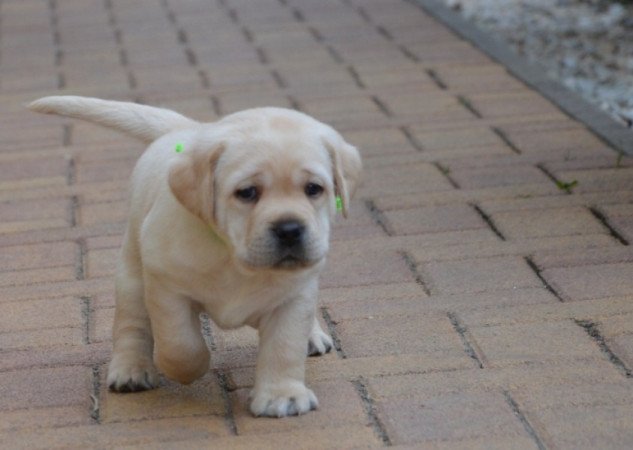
[410,0,633,155]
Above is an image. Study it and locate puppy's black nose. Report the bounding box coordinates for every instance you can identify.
[273,220,305,247]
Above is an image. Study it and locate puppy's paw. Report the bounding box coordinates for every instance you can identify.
[107,356,159,393]
[249,382,318,417]
[308,327,333,356]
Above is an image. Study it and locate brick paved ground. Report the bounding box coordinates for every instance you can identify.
[1,0,633,448]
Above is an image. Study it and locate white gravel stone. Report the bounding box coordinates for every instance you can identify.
[443,0,633,127]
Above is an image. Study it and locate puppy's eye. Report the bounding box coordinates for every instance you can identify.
[304,183,324,198]
[235,186,259,203]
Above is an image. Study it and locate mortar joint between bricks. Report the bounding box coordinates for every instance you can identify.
[326,45,344,64]
[365,199,393,236]
[113,27,122,45]
[524,256,565,302]
[536,163,578,194]
[503,390,547,450]
[126,71,137,90]
[90,364,102,424]
[400,251,432,295]
[351,377,392,446]
[320,307,346,359]
[159,1,207,91]
[62,123,72,146]
[575,319,632,378]
[57,72,66,90]
[47,0,58,15]
[103,0,113,14]
[491,126,521,154]
[271,69,287,89]
[81,296,92,345]
[371,95,393,118]
[287,95,302,112]
[588,206,629,246]
[399,45,420,62]
[166,9,177,26]
[215,370,238,435]
[470,203,505,241]
[185,48,197,67]
[55,48,63,67]
[399,126,424,151]
[536,163,559,185]
[228,8,239,24]
[256,47,268,65]
[456,94,482,118]
[66,156,77,186]
[426,68,447,89]
[75,238,87,281]
[178,28,189,45]
[47,0,60,47]
[307,26,323,42]
[240,25,254,43]
[198,69,210,89]
[447,311,485,369]
[376,25,393,41]
[435,162,460,189]
[347,65,366,89]
[291,8,305,22]
[210,95,222,116]
[159,0,175,22]
[355,6,372,23]
[200,313,217,351]
[103,0,121,45]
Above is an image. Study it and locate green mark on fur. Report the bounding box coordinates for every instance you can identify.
[336,196,343,211]
[175,143,184,153]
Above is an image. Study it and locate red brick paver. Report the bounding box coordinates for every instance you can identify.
[2,0,633,448]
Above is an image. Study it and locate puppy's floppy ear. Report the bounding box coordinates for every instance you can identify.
[324,138,362,218]
[168,144,225,225]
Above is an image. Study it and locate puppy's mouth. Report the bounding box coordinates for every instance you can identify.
[273,254,310,270]
[241,228,326,271]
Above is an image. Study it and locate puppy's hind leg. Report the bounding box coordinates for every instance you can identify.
[107,237,159,392]
[308,314,333,357]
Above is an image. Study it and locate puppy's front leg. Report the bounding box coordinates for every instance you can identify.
[145,276,210,385]
[250,292,318,417]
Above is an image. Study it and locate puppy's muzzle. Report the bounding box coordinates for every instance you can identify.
[273,220,305,247]
[271,220,308,268]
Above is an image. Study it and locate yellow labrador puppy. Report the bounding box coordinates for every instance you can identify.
[29,96,361,417]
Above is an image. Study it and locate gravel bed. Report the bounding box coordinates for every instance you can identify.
[443,0,633,127]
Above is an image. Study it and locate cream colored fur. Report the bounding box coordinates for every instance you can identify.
[29,96,361,417]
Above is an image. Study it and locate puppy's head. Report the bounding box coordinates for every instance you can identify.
[168,108,361,271]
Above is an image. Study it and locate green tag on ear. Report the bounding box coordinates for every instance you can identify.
[175,143,184,153]
[335,195,343,212]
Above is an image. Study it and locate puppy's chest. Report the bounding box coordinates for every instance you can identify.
[185,273,299,329]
